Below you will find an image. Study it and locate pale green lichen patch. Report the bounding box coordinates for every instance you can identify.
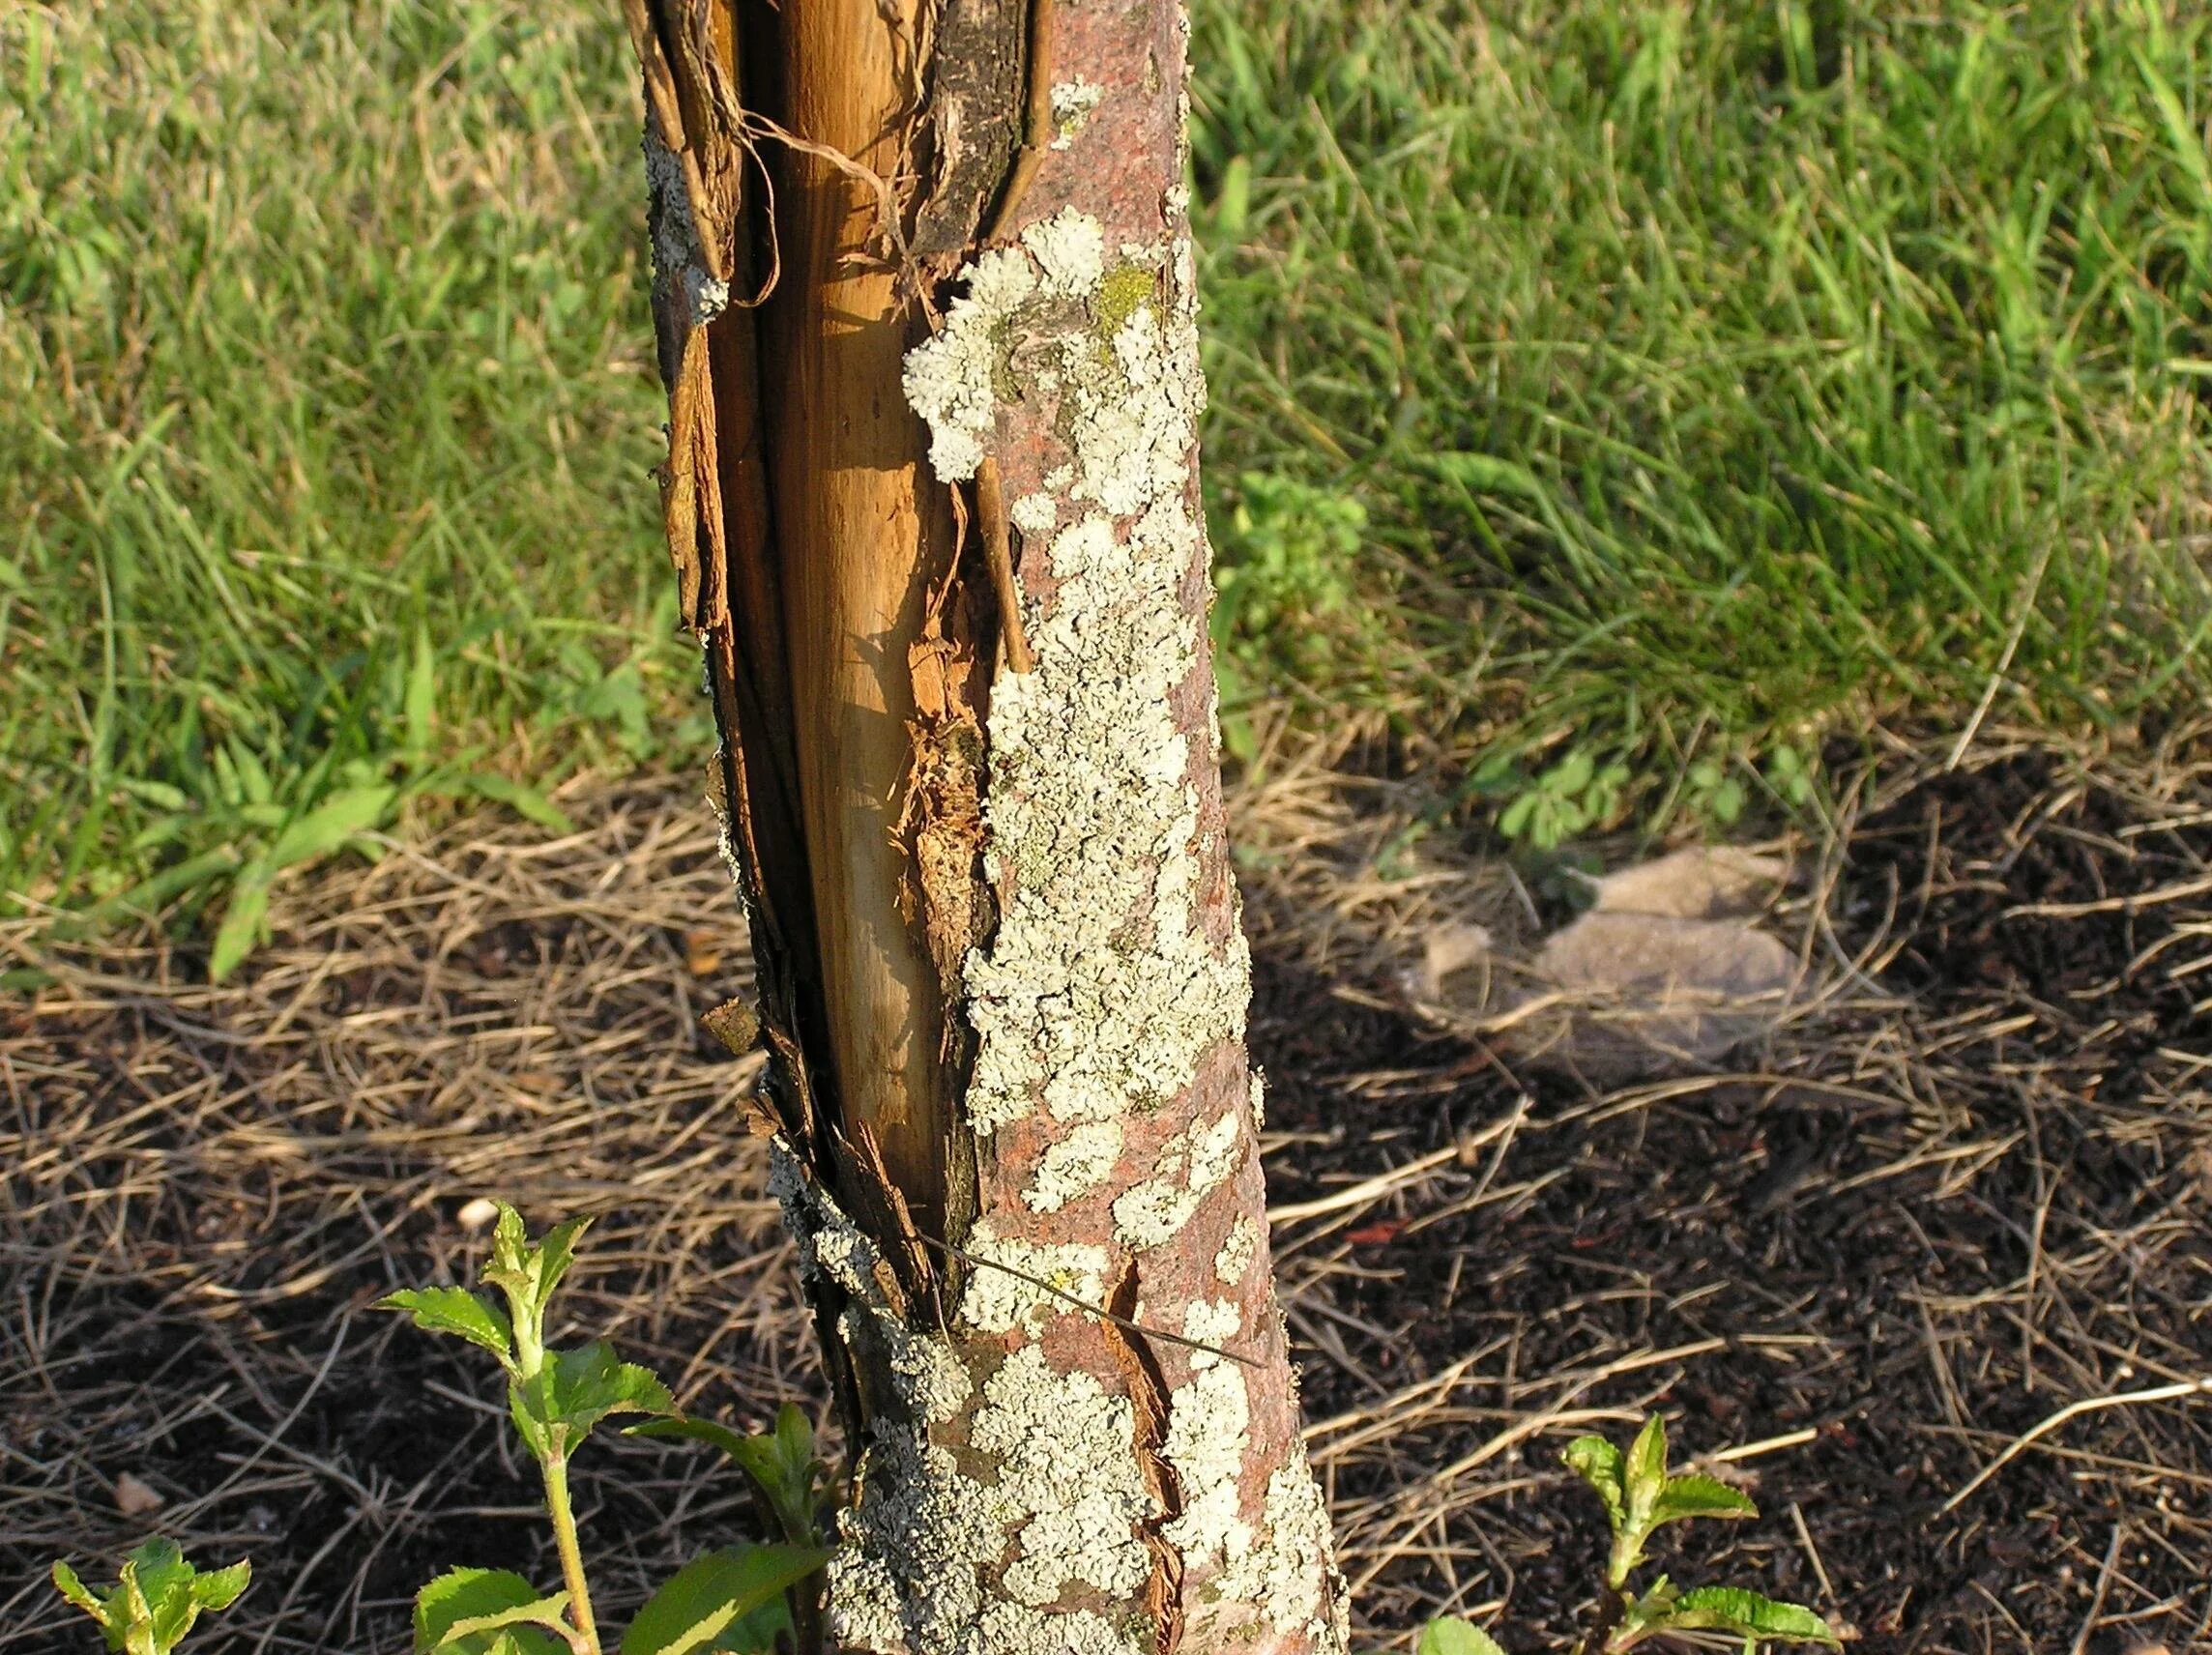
[1214,1217,1260,1286]
[1110,1107,1244,1250]
[963,499,1248,1140]
[1181,1297,1245,1364]
[1050,77,1106,149]
[971,1347,1154,1609]
[772,1146,1166,1655]
[903,209,1112,484]
[957,1226,1109,1333]
[1009,491,1059,537]
[1023,1119,1124,1213]
[1159,1362,1252,1568]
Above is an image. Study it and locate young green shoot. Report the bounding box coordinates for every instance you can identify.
[381,1204,830,1655]
[1419,1413,1839,1655]
[49,1540,249,1655]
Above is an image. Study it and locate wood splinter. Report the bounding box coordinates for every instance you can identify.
[975,454,1035,674]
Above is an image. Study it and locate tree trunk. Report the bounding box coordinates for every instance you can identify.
[628,3,1347,1650]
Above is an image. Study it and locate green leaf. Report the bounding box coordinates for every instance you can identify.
[378,1287,515,1370]
[490,1203,530,1274]
[268,784,396,872]
[1561,1435,1627,1533]
[1615,1576,1680,1645]
[208,860,272,981]
[414,1568,566,1655]
[531,1216,592,1314]
[228,740,275,808]
[462,772,575,835]
[443,1593,571,1644]
[1649,1472,1758,1529]
[620,1546,831,1655]
[1674,1586,1839,1645]
[1625,1413,1670,1517]
[50,1560,105,1622]
[630,1405,820,1544]
[1497,791,1538,840]
[1544,749,1595,797]
[189,1564,250,1615]
[483,1205,585,1307]
[1414,1614,1511,1655]
[53,1542,251,1655]
[525,1341,674,1443]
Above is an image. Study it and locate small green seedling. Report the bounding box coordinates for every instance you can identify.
[382,1205,830,1655]
[1470,746,1634,851]
[1419,1414,1838,1655]
[50,1540,249,1655]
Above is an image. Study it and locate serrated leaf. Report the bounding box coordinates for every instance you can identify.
[772,1402,811,1469]
[531,1215,592,1313]
[1414,1614,1512,1655]
[462,773,574,835]
[268,784,395,872]
[414,1568,565,1655]
[620,1546,831,1655]
[509,1379,554,1461]
[1561,1435,1627,1533]
[525,1341,674,1443]
[489,1203,530,1274]
[189,1563,250,1613]
[208,860,272,981]
[1650,1472,1758,1528]
[1625,1413,1670,1516]
[57,1542,251,1655]
[1674,1585,1838,1645]
[629,1415,751,1459]
[378,1287,514,1369]
[50,1560,105,1621]
[443,1592,571,1644]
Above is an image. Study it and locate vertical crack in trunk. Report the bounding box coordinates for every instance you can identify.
[1105,1260,1187,1655]
[632,1,1348,1649]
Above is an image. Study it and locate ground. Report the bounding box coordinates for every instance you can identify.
[7,2,2212,1649]
[7,741,2207,1654]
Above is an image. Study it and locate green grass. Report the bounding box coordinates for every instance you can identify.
[5,0,2211,951]
[1196,0,2212,831]
[0,0,696,950]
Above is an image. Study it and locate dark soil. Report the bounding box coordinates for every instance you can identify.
[5,752,2208,1654]
[1252,747,2211,1653]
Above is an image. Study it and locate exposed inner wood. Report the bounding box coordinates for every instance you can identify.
[761,0,960,1240]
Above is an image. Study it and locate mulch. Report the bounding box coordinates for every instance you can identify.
[5,740,2208,1653]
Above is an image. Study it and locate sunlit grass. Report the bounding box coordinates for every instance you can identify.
[1195,0,2212,827]
[5,0,2210,945]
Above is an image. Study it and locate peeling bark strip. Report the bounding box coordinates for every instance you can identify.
[631,3,1346,1652]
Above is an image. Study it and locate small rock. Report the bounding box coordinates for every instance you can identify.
[1581,845,1792,918]
[457,1197,501,1232]
[114,1472,164,1516]
[1508,910,1801,1081]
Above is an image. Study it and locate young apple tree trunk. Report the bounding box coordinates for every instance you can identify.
[627,2,1347,1650]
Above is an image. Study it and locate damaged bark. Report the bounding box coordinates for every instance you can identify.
[630,2,1347,1651]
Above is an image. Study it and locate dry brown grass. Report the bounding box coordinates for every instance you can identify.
[6,738,2211,1653]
